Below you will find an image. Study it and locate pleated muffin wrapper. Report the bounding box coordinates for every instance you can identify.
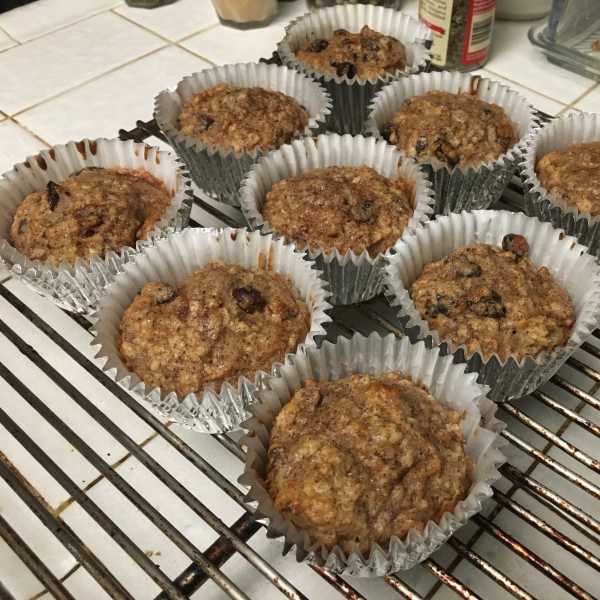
[276,4,432,135]
[89,227,332,434]
[383,210,600,403]
[154,62,332,207]
[238,332,507,576]
[521,112,600,258]
[240,133,434,305]
[364,71,537,215]
[0,138,192,313]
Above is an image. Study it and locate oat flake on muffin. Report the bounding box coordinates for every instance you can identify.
[118,260,310,398]
[10,166,171,266]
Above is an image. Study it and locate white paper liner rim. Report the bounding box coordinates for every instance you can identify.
[238,332,507,576]
[0,138,192,312]
[383,210,600,402]
[89,227,333,434]
[239,133,434,304]
[276,5,433,87]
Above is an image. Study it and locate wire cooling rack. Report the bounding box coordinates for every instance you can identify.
[0,110,599,600]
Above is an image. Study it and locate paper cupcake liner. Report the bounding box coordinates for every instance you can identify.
[383,210,600,403]
[364,71,537,215]
[154,62,332,207]
[89,227,332,434]
[521,113,600,257]
[239,133,435,305]
[238,332,507,576]
[277,4,432,135]
[0,138,192,313]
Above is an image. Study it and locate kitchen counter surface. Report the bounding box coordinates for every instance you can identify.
[0,2,599,600]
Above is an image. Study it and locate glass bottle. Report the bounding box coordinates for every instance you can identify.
[210,0,278,29]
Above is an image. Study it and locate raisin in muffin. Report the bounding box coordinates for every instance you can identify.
[382,90,518,169]
[296,25,407,80]
[118,260,310,398]
[10,166,171,266]
[535,141,600,217]
[261,165,413,257]
[177,83,310,153]
[266,373,474,554]
[409,234,575,362]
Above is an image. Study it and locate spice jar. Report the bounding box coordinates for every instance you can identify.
[210,0,278,29]
[307,0,403,8]
[418,0,496,71]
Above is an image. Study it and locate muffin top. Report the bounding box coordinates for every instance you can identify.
[535,141,600,217]
[10,166,171,266]
[409,234,575,362]
[118,260,310,398]
[266,373,474,555]
[177,83,310,153]
[261,165,414,257]
[295,25,407,80]
[382,90,519,169]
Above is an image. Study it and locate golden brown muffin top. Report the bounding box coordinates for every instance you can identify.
[266,373,474,555]
[382,90,519,169]
[535,141,600,217]
[409,235,575,362]
[295,25,407,80]
[261,165,414,257]
[118,260,310,398]
[10,166,171,266]
[177,83,310,153]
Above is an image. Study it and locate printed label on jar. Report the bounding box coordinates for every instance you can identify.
[462,0,496,66]
[418,0,454,68]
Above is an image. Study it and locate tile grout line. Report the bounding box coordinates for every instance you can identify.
[27,564,81,600]
[110,8,177,46]
[176,21,220,44]
[0,23,19,45]
[174,43,215,66]
[556,82,600,115]
[8,117,52,149]
[9,45,169,119]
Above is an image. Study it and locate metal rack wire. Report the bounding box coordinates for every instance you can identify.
[0,113,599,600]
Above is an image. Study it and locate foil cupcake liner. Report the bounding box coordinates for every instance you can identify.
[277,4,432,135]
[238,332,507,576]
[521,113,600,258]
[0,138,192,313]
[239,133,435,305]
[154,62,332,207]
[89,227,332,434]
[364,71,537,215]
[383,210,600,403]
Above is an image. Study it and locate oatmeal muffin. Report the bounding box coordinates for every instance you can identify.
[118,260,310,398]
[381,90,519,169]
[261,165,413,257]
[265,372,474,554]
[177,83,310,153]
[295,25,407,80]
[10,166,171,266]
[409,234,575,362]
[535,141,600,217]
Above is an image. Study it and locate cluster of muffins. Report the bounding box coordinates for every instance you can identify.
[1,0,600,581]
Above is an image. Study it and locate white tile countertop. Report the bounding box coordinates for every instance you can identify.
[1,1,600,600]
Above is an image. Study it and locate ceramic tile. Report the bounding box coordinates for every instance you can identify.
[474,68,567,116]
[484,20,596,106]
[0,11,165,116]
[0,27,17,52]
[0,538,45,600]
[36,565,113,600]
[0,0,124,44]
[572,84,600,114]
[18,45,212,145]
[180,0,309,65]
[557,106,583,116]
[115,0,219,42]
[0,119,48,176]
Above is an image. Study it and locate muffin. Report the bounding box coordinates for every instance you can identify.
[10,166,172,266]
[535,141,600,217]
[118,260,310,398]
[261,165,414,258]
[265,372,475,555]
[382,90,519,170]
[409,234,574,362]
[177,83,310,154]
[295,25,407,81]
